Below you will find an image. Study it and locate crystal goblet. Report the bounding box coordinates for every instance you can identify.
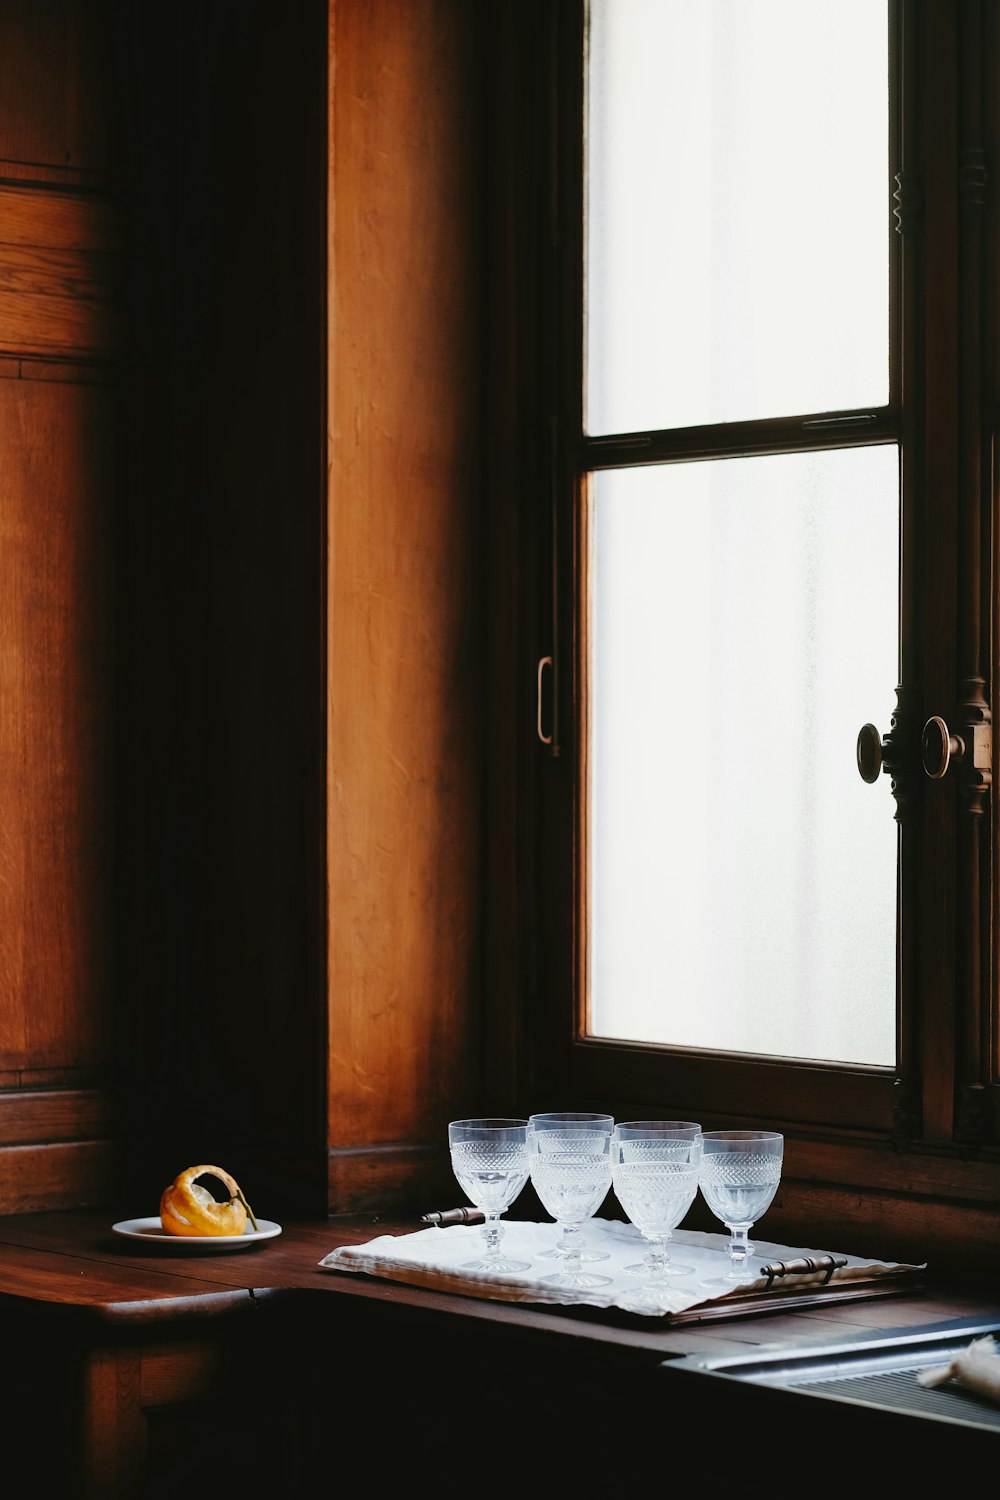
[529,1111,616,1263]
[698,1129,784,1289]
[526,1112,614,1289]
[447,1118,531,1274]
[610,1121,703,1308]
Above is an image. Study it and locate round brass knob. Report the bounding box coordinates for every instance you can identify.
[922,715,965,780]
[857,723,884,784]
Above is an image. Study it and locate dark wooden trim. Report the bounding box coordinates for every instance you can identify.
[0,1089,113,1146]
[0,180,123,360]
[0,1143,117,1213]
[916,0,961,1145]
[558,1041,898,1132]
[327,1142,457,1215]
[0,163,115,191]
[579,412,897,470]
[952,0,996,1143]
[748,1178,1000,1278]
[895,0,926,1137]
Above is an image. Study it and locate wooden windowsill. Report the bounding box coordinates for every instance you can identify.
[2,1207,998,1495]
[0,1204,994,1341]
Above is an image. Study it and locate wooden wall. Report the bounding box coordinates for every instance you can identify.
[0,0,121,1209]
[326,0,489,1210]
[0,0,493,1219]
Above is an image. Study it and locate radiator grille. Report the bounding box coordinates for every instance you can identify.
[789,1366,1000,1428]
[667,1313,1000,1435]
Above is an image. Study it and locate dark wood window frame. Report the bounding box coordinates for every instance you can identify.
[493,0,1000,1272]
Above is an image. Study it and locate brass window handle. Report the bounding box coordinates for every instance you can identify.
[921,714,992,781]
[857,715,991,783]
[921,715,965,780]
[856,722,888,783]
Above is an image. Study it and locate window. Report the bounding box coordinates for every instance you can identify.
[511,0,1000,1253]
[586,0,897,1068]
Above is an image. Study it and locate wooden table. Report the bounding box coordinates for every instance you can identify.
[1,1209,997,1496]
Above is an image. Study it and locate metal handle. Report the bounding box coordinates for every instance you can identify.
[536,656,553,746]
[862,713,991,786]
[922,715,966,780]
[857,722,887,783]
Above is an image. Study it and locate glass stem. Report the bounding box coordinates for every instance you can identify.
[727,1223,752,1272]
[643,1234,668,1280]
[559,1222,583,1272]
[557,1223,577,1256]
[481,1214,503,1259]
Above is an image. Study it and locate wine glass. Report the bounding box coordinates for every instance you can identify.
[526,1112,615,1289]
[697,1129,784,1288]
[610,1121,703,1308]
[447,1118,532,1274]
[529,1111,616,1263]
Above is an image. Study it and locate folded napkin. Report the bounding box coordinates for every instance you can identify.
[318,1218,922,1318]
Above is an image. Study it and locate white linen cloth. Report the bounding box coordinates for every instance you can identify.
[318,1218,923,1318]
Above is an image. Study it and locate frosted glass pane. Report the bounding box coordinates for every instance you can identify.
[587,0,889,433]
[590,446,898,1065]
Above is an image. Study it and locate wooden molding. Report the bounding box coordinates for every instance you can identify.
[0,184,122,360]
[0,1140,117,1213]
[327,1141,454,1215]
[0,1088,113,1147]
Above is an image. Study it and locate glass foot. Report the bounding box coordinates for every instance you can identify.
[699,1270,757,1290]
[622,1258,695,1277]
[536,1245,610,1263]
[616,1284,678,1314]
[540,1268,613,1289]
[458,1256,532,1274]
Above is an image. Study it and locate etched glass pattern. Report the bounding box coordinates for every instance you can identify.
[698,1150,782,1226]
[450,1141,529,1215]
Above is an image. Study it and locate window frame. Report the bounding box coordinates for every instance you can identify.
[505,0,1000,1253]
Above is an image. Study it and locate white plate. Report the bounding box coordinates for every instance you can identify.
[111,1216,283,1250]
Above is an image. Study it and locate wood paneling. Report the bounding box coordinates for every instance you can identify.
[0,185,117,250]
[0,0,120,1210]
[0,375,115,1071]
[0,1141,116,1211]
[0,0,118,179]
[0,186,122,359]
[327,1139,456,1213]
[0,1088,111,1144]
[0,0,488,1219]
[326,0,484,1187]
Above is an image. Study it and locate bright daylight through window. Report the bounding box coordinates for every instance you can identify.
[585,0,897,1065]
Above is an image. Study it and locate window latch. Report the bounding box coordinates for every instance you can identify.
[858,713,992,791]
[921,714,992,782]
[537,655,554,749]
[857,720,897,783]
